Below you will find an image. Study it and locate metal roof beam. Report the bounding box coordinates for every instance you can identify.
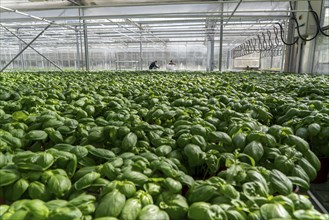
[106,19,163,45]
[0,15,289,23]
[2,21,282,29]
[0,6,78,32]
[125,18,166,45]
[225,0,242,26]
[0,0,321,11]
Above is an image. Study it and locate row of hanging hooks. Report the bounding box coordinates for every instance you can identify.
[260,47,283,58]
[233,25,283,58]
[234,0,329,58]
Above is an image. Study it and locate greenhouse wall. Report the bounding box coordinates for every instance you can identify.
[233,53,260,70]
[0,43,232,72]
[316,0,329,74]
[261,56,282,71]
[313,35,329,74]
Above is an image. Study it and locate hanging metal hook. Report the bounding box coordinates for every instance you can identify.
[258,34,263,51]
[273,26,280,48]
[267,30,274,50]
[253,37,259,52]
[262,32,269,51]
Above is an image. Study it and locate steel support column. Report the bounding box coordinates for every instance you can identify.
[4,53,9,69]
[8,51,13,69]
[207,37,215,71]
[28,53,31,69]
[41,50,45,69]
[0,23,52,73]
[226,49,230,70]
[280,22,287,73]
[16,28,25,69]
[75,28,81,70]
[78,8,84,69]
[206,20,216,71]
[284,11,296,72]
[280,47,285,72]
[311,0,325,75]
[219,2,224,72]
[295,40,303,73]
[54,52,57,70]
[185,42,188,69]
[259,51,262,69]
[59,52,63,67]
[140,24,143,71]
[82,9,90,71]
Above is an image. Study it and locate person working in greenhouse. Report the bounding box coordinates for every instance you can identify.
[166,60,176,71]
[168,60,176,65]
[149,60,160,70]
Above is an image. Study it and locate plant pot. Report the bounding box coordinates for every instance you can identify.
[312,157,329,184]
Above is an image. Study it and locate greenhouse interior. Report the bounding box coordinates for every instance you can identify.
[1,0,329,219]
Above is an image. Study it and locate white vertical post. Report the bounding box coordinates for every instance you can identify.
[280,46,286,73]
[226,49,230,70]
[17,28,25,69]
[41,49,45,69]
[139,24,143,71]
[284,13,296,72]
[185,42,188,69]
[28,53,31,69]
[61,53,64,68]
[207,36,215,71]
[259,51,262,69]
[295,41,302,73]
[206,20,216,71]
[82,9,90,71]
[75,28,81,70]
[219,2,224,72]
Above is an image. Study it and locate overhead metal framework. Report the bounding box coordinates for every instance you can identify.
[0,0,326,72]
[0,0,296,47]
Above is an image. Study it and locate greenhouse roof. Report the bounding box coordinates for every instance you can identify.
[0,0,320,51]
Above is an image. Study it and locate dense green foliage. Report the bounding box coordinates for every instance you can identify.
[0,71,329,220]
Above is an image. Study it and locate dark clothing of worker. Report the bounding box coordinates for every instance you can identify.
[149,61,159,70]
[168,60,176,65]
